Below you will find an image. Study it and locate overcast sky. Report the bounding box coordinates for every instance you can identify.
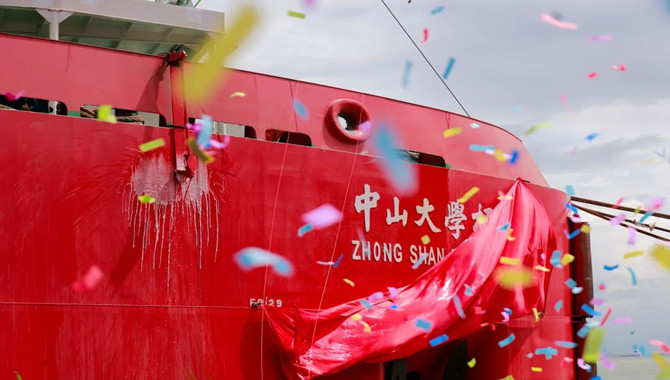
[195,0,670,354]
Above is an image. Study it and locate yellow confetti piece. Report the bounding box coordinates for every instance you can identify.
[582,327,605,363]
[229,91,246,98]
[507,228,516,241]
[533,307,539,322]
[421,235,431,245]
[442,127,462,139]
[624,250,644,259]
[184,6,259,102]
[458,187,480,204]
[186,137,214,164]
[476,214,487,225]
[653,352,670,371]
[560,253,575,266]
[580,225,591,233]
[499,376,514,380]
[287,10,306,19]
[137,194,156,204]
[467,358,477,368]
[524,122,551,135]
[343,278,355,287]
[351,313,362,322]
[361,321,371,332]
[531,367,543,372]
[534,265,550,272]
[97,105,117,124]
[139,138,165,152]
[494,267,536,290]
[493,149,507,162]
[499,257,521,265]
[650,244,670,271]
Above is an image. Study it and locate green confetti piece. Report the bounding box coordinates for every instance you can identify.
[582,327,605,363]
[138,194,156,204]
[287,10,305,19]
[139,138,166,152]
[14,372,22,380]
[97,105,117,123]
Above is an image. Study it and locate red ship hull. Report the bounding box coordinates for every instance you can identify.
[0,33,594,379]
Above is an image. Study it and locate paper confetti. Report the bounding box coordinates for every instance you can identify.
[229,91,246,98]
[610,213,626,225]
[415,319,432,331]
[403,60,412,88]
[430,6,445,15]
[186,137,214,164]
[580,225,591,233]
[442,127,461,138]
[138,138,166,153]
[588,72,598,79]
[293,99,309,121]
[650,339,670,353]
[613,317,632,324]
[534,265,550,272]
[624,250,643,259]
[458,187,479,203]
[465,284,473,296]
[540,13,578,29]
[467,358,476,368]
[301,204,342,229]
[603,264,619,271]
[413,253,428,269]
[4,90,25,101]
[184,6,258,101]
[585,133,600,141]
[97,105,117,123]
[587,36,613,41]
[650,244,670,271]
[343,278,355,287]
[499,257,521,265]
[555,300,563,312]
[71,265,104,293]
[421,235,431,245]
[470,122,480,129]
[525,122,551,135]
[298,224,313,237]
[561,253,575,266]
[287,10,305,19]
[555,341,578,349]
[498,333,516,348]
[470,144,496,151]
[498,222,511,231]
[13,372,22,380]
[370,124,418,195]
[137,194,156,204]
[652,352,670,371]
[420,28,429,43]
[565,185,575,196]
[533,307,540,322]
[611,63,626,72]
[627,267,637,285]
[551,250,563,268]
[600,354,616,370]
[361,321,371,332]
[582,327,605,363]
[361,299,373,309]
[581,304,602,316]
[495,267,536,289]
[453,295,466,319]
[442,57,456,79]
[429,334,449,346]
[234,247,294,277]
[531,367,543,372]
[388,286,398,299]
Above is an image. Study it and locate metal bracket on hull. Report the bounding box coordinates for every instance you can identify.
[166,50,194,183]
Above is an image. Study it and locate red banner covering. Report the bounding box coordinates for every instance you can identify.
[264,180,557,379]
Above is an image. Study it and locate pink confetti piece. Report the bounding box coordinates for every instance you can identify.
[587,36,613,42]
[71,265,104,293]
[612,317,632,324]
[627,226,636,245]
[610,213,626,226]
[610,64,626,72]
[540,13,578,30]
[650,197,664,211]
[301,203,342,229]
[577,358,591,371]
[650,339,670,353]
[420,28,429,43]
[501,311,510,322]
[208,136,230,149]
[600,307,612,326]
[613,197,624,209]
[600,353,616,370]
[587,72,598,79]
[4,90,25,101]
[387,286,398,299]
[590,298,604,306]
[369,291,384,302]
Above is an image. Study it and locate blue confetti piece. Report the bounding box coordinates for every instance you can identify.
[555,341,578,349]
[412,253,428,269]
[415,319,432,331]
[535,347,558,359]
[639,211,653,224]
[469,144,495,152]
[555,300,563,312]
[551,250,563,268]
[566,278,577,289]
[293,99,308,120]
[390,304,399,310]
[503,307,512,316]
[585,133,599,141]
[453,295,466,319]
[430,5,445,14]
[371,124,417,195]
[465,284,473,296]
[333,253,344,268]
[572,286,583,295]
[470,122,481,129]
[565,185,575,196]
[403,60,412,88]
[298,224,313,237]
[509,149,519,164]
[234,247,294,277]
[498,222,510,231]
[627,267,637,286]
[567,229,581,240]
[526,353,534,358]
[639,344,651,357]
[581,304,602,316]
[429,334,449,346]
[196,114,213,147]
[442,57,456,80]
[590,376,601,380]
[566,203,579,213]
[498,333,516,348]
[361,299,373,309]
[577,324,591,338]
[603,264,619,271]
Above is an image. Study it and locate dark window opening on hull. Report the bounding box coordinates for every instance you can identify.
[395,149,449,169]
[265,129,312,147]
[81,105,166,126]
[188,118,257,139]
[0,95,68,115]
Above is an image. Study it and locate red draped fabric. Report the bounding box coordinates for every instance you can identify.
[264,180,557,379]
